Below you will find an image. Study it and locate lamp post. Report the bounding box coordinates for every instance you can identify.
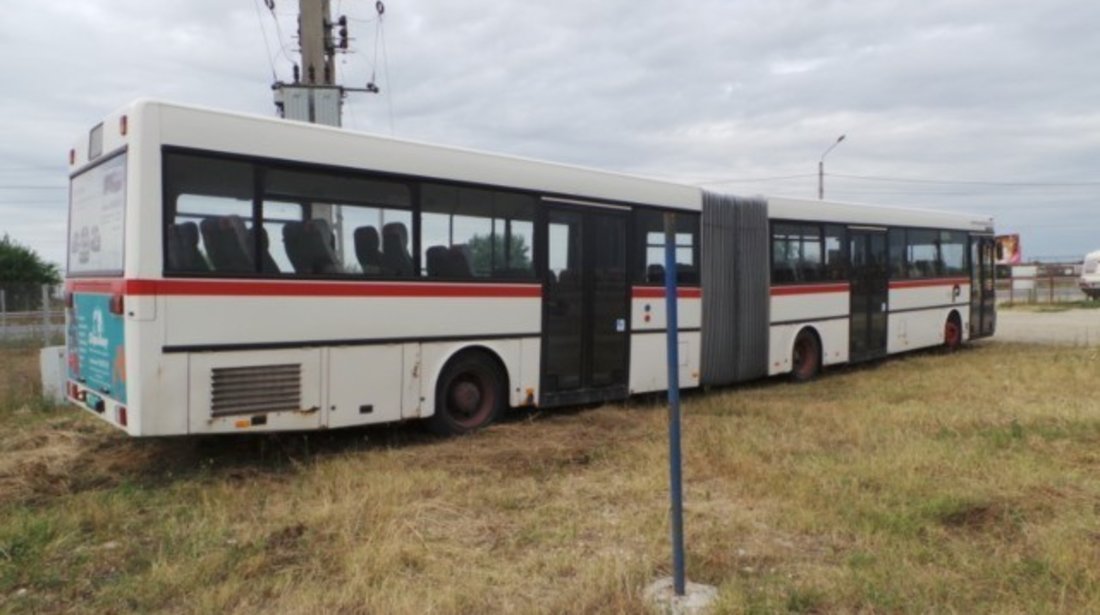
[818,134,846,200]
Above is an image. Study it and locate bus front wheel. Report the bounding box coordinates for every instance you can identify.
[428,351,506,436]
[791,330,821,382]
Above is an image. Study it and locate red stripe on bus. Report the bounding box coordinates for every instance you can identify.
[66,279,124,294]
[68,278,542,298]
[770,283,850,296]
[889,277,970,289]
[631,287,703,299]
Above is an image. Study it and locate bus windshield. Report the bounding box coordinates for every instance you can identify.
[68,153,127,276]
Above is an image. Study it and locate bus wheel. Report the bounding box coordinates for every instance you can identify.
[428,351,505,436]
[944,314,963,352]
[791,330,820,382]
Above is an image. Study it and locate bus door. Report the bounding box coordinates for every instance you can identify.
[849,228,889,361]
[970,235,996,337]
[540,204,630,406]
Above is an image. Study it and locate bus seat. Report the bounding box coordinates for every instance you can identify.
[425,245,449,277]
[284,219,339,274]
[647,263,665,283]
[167,222,209,272]
[449,244,474,278]
[773,261,797,284]
[249,226,280,273]
[354,226,383,275]
[200,215,254,273]
[382,222,414,277]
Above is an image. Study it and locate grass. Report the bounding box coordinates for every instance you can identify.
[2,341,1100,613]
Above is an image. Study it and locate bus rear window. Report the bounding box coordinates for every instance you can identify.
[68,153,126,275]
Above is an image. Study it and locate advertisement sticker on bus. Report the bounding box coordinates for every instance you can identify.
[67,293,127,404]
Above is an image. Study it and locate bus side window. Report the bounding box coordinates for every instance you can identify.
[420,184,536,280]
[635,210,699,285]
[888,228,906,278]
[824,225,846,280]
[264,167,412,277]
[163,153,255,275]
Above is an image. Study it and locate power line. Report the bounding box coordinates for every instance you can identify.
[251,0,279,81]
[696,173,817,185]
[830,172,1100,187]
[0,185,66,190]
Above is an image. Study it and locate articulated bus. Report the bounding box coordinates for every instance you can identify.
[65,100,996,436]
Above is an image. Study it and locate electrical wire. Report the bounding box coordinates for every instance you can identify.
[251,0,279,81]
[0,186,66,190]
[830,172,1100,187]
[265,0,297,67]
[379,12,395,134]
[696,173,817,185]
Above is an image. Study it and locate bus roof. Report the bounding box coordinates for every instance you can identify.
[78,99,993,231]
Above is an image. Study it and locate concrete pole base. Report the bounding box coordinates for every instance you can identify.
[644,577,718,615]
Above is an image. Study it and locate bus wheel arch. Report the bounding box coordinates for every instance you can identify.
[944,310,963,351]
[427,346,509,436]
[790,327,822,382]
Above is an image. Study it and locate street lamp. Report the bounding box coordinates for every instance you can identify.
[818,134,846,200]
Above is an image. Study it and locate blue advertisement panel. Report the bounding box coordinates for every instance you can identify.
[67,293,127,404]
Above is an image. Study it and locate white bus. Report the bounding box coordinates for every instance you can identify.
[65,100,996,437]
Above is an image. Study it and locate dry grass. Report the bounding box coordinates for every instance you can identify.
[2,341,1100,613]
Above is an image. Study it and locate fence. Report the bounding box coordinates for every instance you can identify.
[0,283,65,345]
[995,263,1093,305]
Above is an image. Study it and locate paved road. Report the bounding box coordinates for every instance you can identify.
[994,309,1100,346]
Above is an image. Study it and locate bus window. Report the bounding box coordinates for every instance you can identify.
[824,225,847,280]
[770,222,822,283]
[164,153,255,274]
[940,231,967,276]
[907,229,941,278]
[888,228,906,278]
[420,184,535,280]
[264,167,412,277]
[635,210,699,284]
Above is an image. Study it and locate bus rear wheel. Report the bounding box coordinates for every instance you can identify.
[791,330,821,382]
[944,314,963,352]
[428,351,505,436]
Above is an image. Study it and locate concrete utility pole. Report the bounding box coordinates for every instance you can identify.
[299,0,334,86]
[273,0,342,127]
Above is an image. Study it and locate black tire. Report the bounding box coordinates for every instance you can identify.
[791,329,821,382]
[427,351,506,436]
[944,313,963,352]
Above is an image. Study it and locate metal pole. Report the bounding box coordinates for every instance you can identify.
[41,285,50,344]
[817,160,824,200]
[663,213,686,596]
[818,135,845,201]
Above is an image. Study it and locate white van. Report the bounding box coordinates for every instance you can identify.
[1081,249,1100,299]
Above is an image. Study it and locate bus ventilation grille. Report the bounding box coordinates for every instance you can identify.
[210,364,302,417]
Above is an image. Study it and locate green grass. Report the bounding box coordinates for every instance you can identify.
[2,342,1100,613]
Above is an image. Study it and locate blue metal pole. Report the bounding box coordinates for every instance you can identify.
[663,213,686,596]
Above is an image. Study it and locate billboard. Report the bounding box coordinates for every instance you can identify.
[995,234,1021,265]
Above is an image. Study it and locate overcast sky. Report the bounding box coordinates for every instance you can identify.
[2,0,1098,268]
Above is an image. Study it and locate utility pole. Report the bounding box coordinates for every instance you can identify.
[272,0,343,127]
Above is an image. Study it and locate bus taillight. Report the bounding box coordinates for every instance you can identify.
[119,115,128,136]
[117,406,128,427]
[109,294,125,315]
